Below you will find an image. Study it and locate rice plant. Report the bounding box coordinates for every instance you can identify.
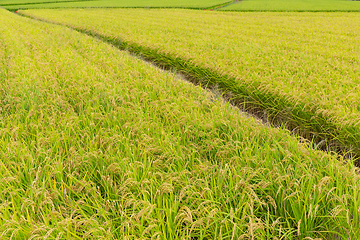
[1,8,360,239]
[222,0,360,12]
[2,0,231,10]
[20,8,360,160]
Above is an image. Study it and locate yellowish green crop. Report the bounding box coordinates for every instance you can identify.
[222,0,360,11]
[0,0,86,3]
[21,8,360,158]
[2,0,231,10]
[2,8,360,239]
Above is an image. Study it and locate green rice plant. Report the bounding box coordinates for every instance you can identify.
[0,0,93,7]
[222,0,360,12]
[20,8,360,161]
[2,8,360,239]
[2,0,232,10]
[0,0,83,3]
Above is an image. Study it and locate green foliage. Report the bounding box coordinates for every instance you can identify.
[2,0,231,10]
[222,0,360,11]
[0,0,92,6]
[21,8,360,160]
[1,8,360,239]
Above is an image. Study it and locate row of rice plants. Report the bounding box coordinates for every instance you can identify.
[0,0,92,7]
[222,0,360,12]
[20,9,360,161]
[2,9,360,239]
[2,0,232,10]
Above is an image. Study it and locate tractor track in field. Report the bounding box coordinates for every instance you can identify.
[15,11,360,167]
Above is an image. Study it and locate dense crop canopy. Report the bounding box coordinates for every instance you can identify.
[1,8,360,239]
[2,0,231,10]
[21,8,360,156]
[0,0,95,9]
[223,0,360,11]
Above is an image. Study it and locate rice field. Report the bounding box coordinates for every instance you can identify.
[2,0,231,10]
[20,8,360,160]
[223,0,360,12]
[0,0,81,4]
[1,7,360,239]
[0,0,93,7]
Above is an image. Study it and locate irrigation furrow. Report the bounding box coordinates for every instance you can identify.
[16,11,360,166]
